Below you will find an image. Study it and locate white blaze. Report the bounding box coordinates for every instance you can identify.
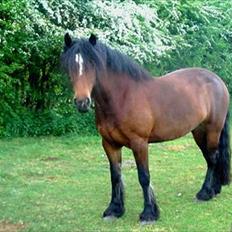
[75,53,84,76]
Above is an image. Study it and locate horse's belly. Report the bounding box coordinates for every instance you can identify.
[149,126,191,142]
[149,114,204,142]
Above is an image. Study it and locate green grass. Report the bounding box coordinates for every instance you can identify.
[0,134,231,232]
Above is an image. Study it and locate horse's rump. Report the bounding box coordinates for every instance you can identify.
[147,68,229,142]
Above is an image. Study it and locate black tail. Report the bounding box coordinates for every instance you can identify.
[217,111,231,185]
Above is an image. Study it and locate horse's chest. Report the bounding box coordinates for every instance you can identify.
[97,122,127,145]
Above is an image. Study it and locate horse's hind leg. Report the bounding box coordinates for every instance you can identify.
[192,127,221,201]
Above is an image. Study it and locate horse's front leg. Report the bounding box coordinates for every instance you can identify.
[131,139,160,223]
[102,139,125,219]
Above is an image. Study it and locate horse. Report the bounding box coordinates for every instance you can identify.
[61,33,231,223]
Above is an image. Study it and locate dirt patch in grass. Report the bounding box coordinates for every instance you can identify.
[0,221,25,232]
[122,159,136,169]
[165,144,187,152]
[41,156,59,162]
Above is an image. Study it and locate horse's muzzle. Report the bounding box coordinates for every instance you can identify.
[74,97,91,113]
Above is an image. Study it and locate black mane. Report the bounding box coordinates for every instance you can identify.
[61,37,152,81]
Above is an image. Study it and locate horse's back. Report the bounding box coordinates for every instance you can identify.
[147,68,229,142]
[162,68,230,116]
[162,68,226,88]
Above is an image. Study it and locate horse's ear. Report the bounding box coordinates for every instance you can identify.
[89,34,97,46]
[64,33,72,47]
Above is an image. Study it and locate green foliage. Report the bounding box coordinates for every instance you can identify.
[0,0,96,137]
[147,0,232,91]
[0,0,232,137]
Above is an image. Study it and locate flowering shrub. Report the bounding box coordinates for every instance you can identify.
[0,0,231,137]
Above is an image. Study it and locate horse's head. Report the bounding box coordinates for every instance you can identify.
[62,33,98,113]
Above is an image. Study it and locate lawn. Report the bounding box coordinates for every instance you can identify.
[0,134,231,232]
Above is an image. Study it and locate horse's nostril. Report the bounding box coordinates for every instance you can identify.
[85,97,91,106]
[74,97,91,113]
[73,98,78,106]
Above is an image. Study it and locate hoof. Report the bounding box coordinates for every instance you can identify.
[103,215,117,221]
[139,205,159,224]
[213,184,222,195]
[139,214,157,224]
[195,198,207,203]
[140,219,156,226]
[103,203,125,218]
[196,188,215,201]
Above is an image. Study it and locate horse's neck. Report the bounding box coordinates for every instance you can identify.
[93,73,133,115]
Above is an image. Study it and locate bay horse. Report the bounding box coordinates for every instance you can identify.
[61,33,231,223]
